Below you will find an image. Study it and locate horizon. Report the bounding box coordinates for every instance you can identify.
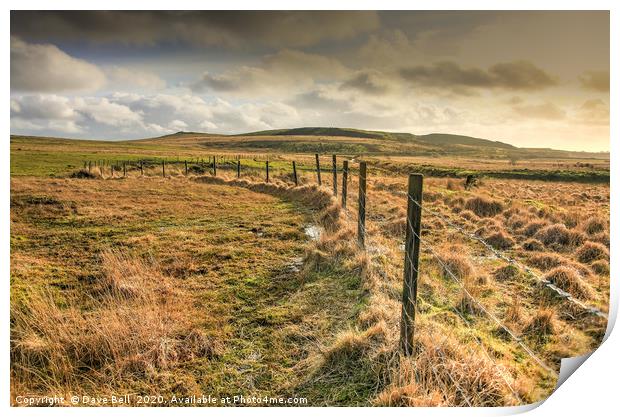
[9,127,611,155]
[10,11,610,152]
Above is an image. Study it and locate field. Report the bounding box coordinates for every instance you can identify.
[10,132,610,406]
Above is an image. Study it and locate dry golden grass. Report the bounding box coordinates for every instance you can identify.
[12,175,363,405]
[576,241,609,264]
[535,224,586,250]
[10,141,610,407]
[464,196,504,218]
[11,249,220,398]
[524,309,557,337]
[543,267,594,300]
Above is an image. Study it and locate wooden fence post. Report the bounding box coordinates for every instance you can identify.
[357,161,367,247]
[88,161,92,173]
[123,162,126,177]
[332,154,337,196]
[315,153,322,185]
[237,159,241,178]
[162,160,166,178]
[185,160,188,175]
[212,156,217,176]
[110,165,114,178]
[400,174,423,356]
[292,161,298,186]
[342,160,348,209]
[140,161,144,176]
[266,160,270,183]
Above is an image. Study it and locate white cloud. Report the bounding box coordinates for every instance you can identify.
[73,97,144,127]
[10,94,77,120]
[168,119,189,131]
[11,92,303,138]
[11,37,106,92]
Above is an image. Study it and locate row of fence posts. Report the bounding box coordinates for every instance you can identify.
[83,153,423,354]
[86,152,342,183]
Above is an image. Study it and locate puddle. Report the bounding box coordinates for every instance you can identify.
[283,256,304,274]
[304,224,322,241]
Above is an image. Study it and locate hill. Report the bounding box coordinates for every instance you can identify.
[239,127,516,150]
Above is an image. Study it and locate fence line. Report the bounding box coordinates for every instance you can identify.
[76,152,606,398]
[405,195,607,320]
[407,221,557,374]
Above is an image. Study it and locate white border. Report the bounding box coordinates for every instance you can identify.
[2,2,617,416]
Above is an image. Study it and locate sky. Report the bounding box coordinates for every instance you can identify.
[9,11,610,151]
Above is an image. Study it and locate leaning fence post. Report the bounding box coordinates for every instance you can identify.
[342,160,348,209]
[185,160,188,175]
[237,159,241,178]
[140,161,144,176]
[332,154,337,196]
[315,153,322,185]
[357,161,367,248]
[266,160,270,183]
[400,174,423,356]
[292,161,298,186]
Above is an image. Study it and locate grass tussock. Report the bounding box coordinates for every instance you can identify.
[11,249,216,398]
[543,266,594,300]
[522,239,544,251]
[383,217,407,236]
[576,241,609,264]
[590,260,610,275]
[505,296,523,324]
[527,253,593,279]
[381,326,515,406]
[580,217,607,236]
[464,196,504,218]
[459,209,479,222]
[527,253,565,271]
[485,230,515,250]
[534,224,586,250]
[521,220,550,237]
[524,309,557,337]
[321,323,388,368]
[69,169,98,179]
[434,247,474,280]
[493,265,520,281]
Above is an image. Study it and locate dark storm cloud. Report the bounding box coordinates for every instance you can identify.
[578,70,610,92]
[288,90,352,111]
[400,61,557,91]
[10,11,380,48]
[340,70,391,96]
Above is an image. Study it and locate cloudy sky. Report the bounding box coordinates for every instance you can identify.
[10,11,609,151]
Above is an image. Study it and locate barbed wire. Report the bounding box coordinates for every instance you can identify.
[401,218,558,375]
[402,194,607,320]
[399,234,524,404]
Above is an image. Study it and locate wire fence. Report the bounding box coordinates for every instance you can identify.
[77,153,608,405]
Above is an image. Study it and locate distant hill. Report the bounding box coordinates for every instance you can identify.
[240,127,516,150]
